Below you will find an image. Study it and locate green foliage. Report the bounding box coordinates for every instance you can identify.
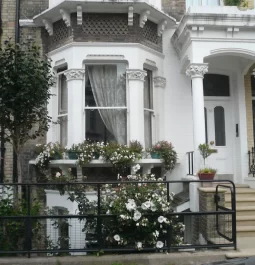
[0,186,42,255]
[198,143,214,165]
[0,40,53,155]
[224,0,241,5]
[129,140,143,154]
[148,141,177,171]
[197,167,217,174]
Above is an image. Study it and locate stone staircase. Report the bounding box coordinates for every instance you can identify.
[223,184,255,238]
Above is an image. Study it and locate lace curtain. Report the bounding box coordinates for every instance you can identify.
[87,65,126,144]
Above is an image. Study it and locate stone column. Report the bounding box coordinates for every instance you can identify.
[153,76,166,141]
[126,69,147,147]
[64,69,85,147]
[186,63,208,173]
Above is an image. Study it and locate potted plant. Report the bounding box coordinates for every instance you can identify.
[197,143,217,180]
[65,143,80,160]
[129,140,143,154]
[147,141,177,171]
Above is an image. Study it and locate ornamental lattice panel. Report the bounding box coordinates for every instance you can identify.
[143,20,159,44]
[51,19,70,43]
[82,14,128,35]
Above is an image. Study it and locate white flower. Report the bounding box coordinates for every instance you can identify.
[114,234,120,241]
[142,201,151,210]
[137,242,142,249]
[126,199,136,211]
[106,210,110,215]
[156,241,164,248]
[133,211,142,221]
[158,216,165,223]
[132,164,140,173]
[56,172,61,178]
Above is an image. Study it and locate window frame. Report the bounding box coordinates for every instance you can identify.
[83,62,128,143]
[143,68,154,148]
[57,69,68,147]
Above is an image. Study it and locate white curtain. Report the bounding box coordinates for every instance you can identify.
[87,65,126,144]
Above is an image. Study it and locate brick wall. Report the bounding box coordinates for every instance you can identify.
[20,0,48,19]
[244,65,255,150]
[162,0,186,21]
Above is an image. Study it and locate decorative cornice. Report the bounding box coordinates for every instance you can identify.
[128,6,134,26]
[64,69,85,81]
[185,63,208,78]
[139,10,150,28]
[126,69,147,81]
[60,8,71,27]
[153,76,166,88]
[77,5,82,25]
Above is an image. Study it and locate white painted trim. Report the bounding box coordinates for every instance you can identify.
[19,19,36,27]
[48,42,165,58]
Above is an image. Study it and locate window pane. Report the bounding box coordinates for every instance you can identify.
[144,69,153,149]
[144,111,152,149]
[85,109,127,144]
[203,74,230,96]
[144,70,153,109]
[204,107,208,144]
[251,76,255,97]
[59,74,68,114]
[59,116,68,147]
[85,64,126,107]
[214,106,226,146]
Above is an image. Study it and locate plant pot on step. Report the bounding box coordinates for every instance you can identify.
[198,173,215,181]
[150,152,161,159]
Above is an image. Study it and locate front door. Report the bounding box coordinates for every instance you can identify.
[204,101,233,174]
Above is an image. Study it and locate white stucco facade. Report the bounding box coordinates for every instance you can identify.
[31,2,255,190]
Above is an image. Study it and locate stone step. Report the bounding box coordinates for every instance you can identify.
[237,226,255,237]
[225,188,255,200]
[236,216,255,226]
[225,197,255,208]
[213,183,250,188]
[236,206,255,216]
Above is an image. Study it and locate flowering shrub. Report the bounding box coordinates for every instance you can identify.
[148,141,177,171]
[100,165,185,249]
[35,142,64,172]
[77,140,105,166]
[103,142,142,174]
[129,140,143,154]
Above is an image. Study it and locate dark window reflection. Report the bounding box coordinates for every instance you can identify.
[204,74,230,96]
[214,106,226,146]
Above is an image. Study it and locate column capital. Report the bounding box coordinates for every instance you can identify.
[153,76,166,88]
[64,69,85,81]
[186,63,208,78]
[126,69,147,81]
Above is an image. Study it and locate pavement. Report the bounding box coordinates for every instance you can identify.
[226,237,255,259]
[0,251,229,265]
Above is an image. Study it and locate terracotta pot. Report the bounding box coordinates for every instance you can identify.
[198,173,215,180]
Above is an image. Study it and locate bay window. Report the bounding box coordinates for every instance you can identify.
[84,63,127,144]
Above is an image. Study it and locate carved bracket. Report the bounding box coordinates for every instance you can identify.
[139,10,150,28]
[128,6,134,26]
[64,69,85,81]
[153,76,166,88]
[77,5,82,25]
[157,20,167,36]
[126,69,147,81]
[42,19,53,36]
[60,8,71,27]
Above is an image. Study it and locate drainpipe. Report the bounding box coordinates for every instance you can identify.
[0,0,4,184]
[13,0,20,183]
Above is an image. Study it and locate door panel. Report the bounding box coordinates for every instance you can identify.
[204,101,233,174]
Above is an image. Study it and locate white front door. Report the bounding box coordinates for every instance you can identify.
[204,101,233,174]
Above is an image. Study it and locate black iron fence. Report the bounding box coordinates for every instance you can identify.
[0,180,236,257]
[186,151,194,175]
[248,147,255,177]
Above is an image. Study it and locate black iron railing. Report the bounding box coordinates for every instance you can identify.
[248,147,255,177]
[0,180,236,257]
[187,151,194,175]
